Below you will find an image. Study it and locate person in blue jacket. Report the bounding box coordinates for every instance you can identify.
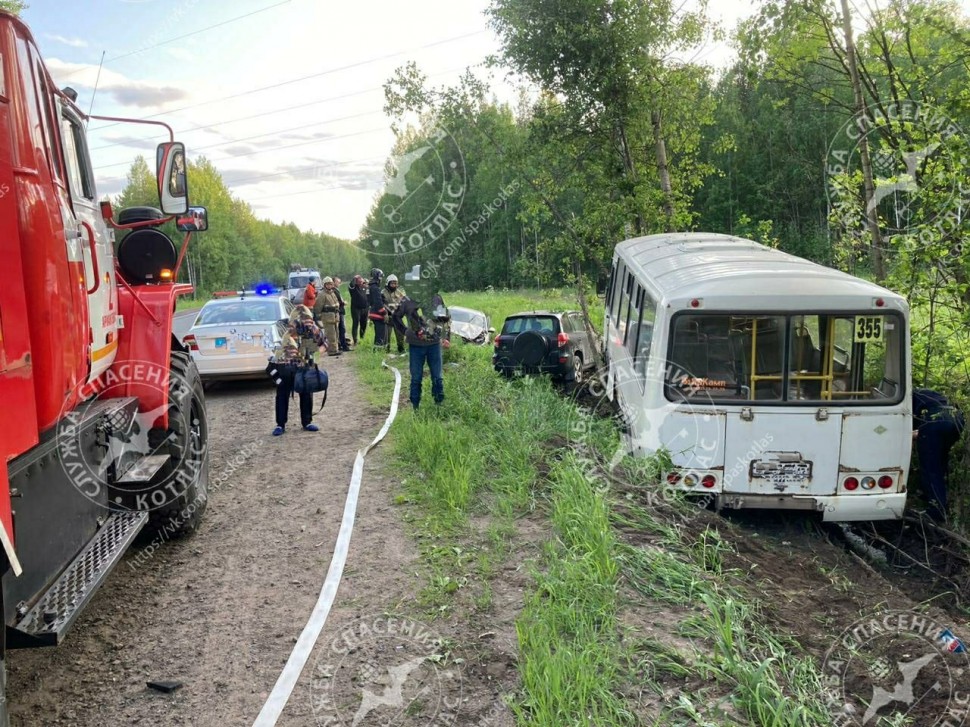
[912,388,965,522]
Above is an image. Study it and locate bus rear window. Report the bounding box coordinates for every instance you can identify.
[666,313,904,405]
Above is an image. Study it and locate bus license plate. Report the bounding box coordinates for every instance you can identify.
[750,457,812,483]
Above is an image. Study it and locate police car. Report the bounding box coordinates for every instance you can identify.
[182,287,293,381]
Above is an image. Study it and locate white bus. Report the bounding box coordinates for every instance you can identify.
[603,233,911,521]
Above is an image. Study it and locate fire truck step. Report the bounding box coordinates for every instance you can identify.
[8,511,148,648]
[117,454,170,483]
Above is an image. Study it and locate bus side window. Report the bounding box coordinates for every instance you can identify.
[605,263,618,321]
[634,292,656,376]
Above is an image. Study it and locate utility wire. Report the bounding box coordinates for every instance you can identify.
[90,60,480,153]
[88,31,488,130]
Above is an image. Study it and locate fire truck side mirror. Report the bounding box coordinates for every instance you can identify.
[156,141,189,216]
[176,206,208,233]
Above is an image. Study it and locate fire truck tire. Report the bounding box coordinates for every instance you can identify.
[144,350,209,537]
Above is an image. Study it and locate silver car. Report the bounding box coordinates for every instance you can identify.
[448,306,492,345]
[183,294,293,380]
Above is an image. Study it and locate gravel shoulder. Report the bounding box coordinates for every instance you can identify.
[7,354,515,726]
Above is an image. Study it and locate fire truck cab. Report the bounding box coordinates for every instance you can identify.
[0,11,210,723]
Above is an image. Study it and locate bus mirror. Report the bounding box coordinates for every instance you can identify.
[157,141,189,215]
[176,206,208,233]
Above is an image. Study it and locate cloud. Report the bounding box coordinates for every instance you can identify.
[45,34,88,49]
[108,84,187,107]
[46,58,189,109]
[220,144,260,156]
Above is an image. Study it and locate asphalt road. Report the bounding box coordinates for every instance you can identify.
[173,308,199,342]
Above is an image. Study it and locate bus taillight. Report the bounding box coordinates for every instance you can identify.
[878,475,894,489]
[666,471,681,485]
[701,474,716,488]
[861,477,876,490]
[844,477,859,491]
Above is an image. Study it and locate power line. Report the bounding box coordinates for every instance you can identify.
[107,0,294,64]
[87,30,488,131]
[89,60,480,153]
[57,0,295,80]
[93,125,391,172]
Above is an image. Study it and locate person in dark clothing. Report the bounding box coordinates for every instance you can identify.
[348,274,369,346]
[270,312,327,435]
[912,388,965,522]
[333,277,351,351]
[368,268,388,348]
[390,292,451,410]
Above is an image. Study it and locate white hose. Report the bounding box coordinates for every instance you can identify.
[252,362,401,726]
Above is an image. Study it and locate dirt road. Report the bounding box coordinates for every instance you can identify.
[7,356,516,726]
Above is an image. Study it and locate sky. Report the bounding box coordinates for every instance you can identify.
[23,0,751,241]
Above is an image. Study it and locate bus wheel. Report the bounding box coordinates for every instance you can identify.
[145,350,210,537]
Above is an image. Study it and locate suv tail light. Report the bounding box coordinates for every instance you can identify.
[183,334,199,352]
[557,332,569,347]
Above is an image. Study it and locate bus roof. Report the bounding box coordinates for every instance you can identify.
[615,233,905,305]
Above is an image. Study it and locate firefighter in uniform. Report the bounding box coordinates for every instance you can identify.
[382,274,407,354]
[313,277,342,357]
[368,268,388,349]
[912,388,965,522]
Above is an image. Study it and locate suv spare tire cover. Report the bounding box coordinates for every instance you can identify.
[512,330,549,366]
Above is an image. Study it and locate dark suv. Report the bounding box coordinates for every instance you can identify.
[493,311,595,385]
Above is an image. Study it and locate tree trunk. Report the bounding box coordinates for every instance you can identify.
[617,122,644,235]
[651,110,676,233]
[840,0,887,281]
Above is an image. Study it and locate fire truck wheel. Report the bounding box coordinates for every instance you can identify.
[144,350,209,537]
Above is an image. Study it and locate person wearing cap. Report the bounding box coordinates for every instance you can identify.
[368,268,388,349]
[912,388,965,522]
[312,277,342,357]
[349,274,369,346]
[382,274,407,354]
[270,310,328,435]
[390,291,451,410]
[303,276,318,309]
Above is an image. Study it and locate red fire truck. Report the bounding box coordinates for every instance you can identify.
[0,11,209,721]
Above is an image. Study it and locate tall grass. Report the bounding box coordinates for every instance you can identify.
[351,288,835,726]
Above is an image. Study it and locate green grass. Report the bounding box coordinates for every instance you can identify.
[350,287,838,726]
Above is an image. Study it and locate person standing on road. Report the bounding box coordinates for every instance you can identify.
[313,277,342,357]
[390,291,451,411]
[303,276,318,309]
[270,311,327,436]
[349,274,369,347]
[912,388,965,522]
[368,268,388,349]
[382,274,407,355]
[333,276,351,351]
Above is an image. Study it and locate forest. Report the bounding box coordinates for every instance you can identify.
[112,0,970,397]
